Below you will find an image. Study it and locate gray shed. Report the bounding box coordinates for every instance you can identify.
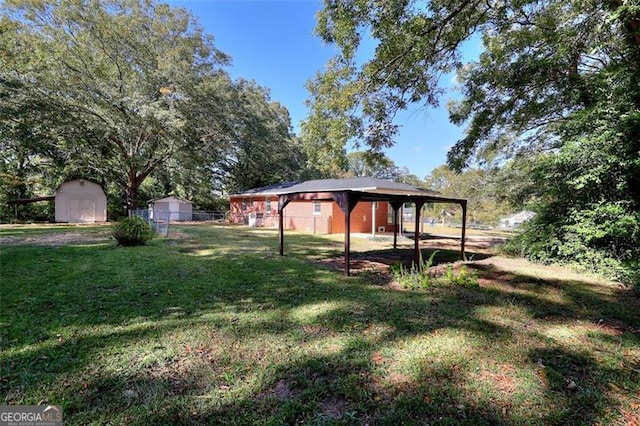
[55,179,107,223]
[151,196,193,221]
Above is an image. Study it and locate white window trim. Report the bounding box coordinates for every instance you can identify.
[312,201,322,215]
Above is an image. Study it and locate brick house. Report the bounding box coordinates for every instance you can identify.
[229,179,399,234]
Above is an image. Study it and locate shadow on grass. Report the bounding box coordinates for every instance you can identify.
[1,225,638,424]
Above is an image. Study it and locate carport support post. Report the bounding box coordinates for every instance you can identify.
[332,192,360,276]
[278,196,291,256]
[390,201,403,250]
[460,200,467,260]
[413,200,425,269]
[345,204,351,276]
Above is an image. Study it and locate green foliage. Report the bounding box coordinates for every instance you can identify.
[311,1,640,288]
[423,165,511,225]
[1,0,233,209]
[112,216,154,246]
[219,80,306,193]
[391,251,479,289]
[1,0,306,216]
[505,103,640,287]
[390,250,438,289]
[445,264,479,287]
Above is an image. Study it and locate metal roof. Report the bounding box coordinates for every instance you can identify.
[230,181,300,197]
[277,177,440,197]
[232,177,442,198]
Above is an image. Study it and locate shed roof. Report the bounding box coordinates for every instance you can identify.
[152,196,193,204]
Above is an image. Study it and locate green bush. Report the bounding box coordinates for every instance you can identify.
[391,250,481,289]
[445,264,479,287]
[112,216,154,246]
[390,250,438,289]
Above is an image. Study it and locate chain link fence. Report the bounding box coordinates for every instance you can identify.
[128,209,169,236]
[128,209,230,237]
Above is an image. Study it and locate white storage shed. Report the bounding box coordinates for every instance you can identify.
[55,179,107,223]
[151,196,193,221]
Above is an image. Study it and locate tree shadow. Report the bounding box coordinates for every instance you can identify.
[1,226,638,424]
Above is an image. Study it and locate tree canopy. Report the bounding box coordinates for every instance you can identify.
[424,165,510,225]
[309,0,640,284]
[1,0,304,216]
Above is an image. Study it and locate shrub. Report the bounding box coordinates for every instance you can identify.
[112,216,154,246]
[390,250,438,289]
[391,250,481,289]
[445,264,479,287]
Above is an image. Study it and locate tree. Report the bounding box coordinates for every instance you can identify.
[308,1,636,165]
[218,79,306,193]
[424,165,510,224]
[344,151,400,179]
[309,0,640,284]
[1,0,232,209]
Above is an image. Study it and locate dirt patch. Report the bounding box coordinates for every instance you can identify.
[319,395,349,420]
[0,231,111,246]
[472,363,519,394]
[255,378,300,402]
[312,236,501,275]
[419,236,504,255]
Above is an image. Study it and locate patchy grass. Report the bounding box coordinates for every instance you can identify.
[1,223,638,425]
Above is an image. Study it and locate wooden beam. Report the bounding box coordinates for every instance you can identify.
[413,200,425,269]
[280,192,336,202]
[460,200,467,261]
[7,195,55,205]
[331,192,360,276]
[278,196,291,256]
[345,204,351,276]
[390,201,403,250]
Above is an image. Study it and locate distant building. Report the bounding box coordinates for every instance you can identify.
[499,210,536,229]
[150,196,193,222]
[55,179,107,223]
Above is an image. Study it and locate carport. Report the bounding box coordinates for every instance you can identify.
[276,177,467,276]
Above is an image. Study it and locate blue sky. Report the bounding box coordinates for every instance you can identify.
[169,0,471,179]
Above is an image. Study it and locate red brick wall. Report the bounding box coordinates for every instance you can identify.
[331,201,392,234]
[229,197,396,234]
[229,196,276,224]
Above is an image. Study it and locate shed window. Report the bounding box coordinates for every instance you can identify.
[313,201,322,215]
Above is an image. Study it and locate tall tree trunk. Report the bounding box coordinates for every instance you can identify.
[127,167,138,211]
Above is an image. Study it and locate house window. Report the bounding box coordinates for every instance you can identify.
[265,197,272,213]
[313,201,322,215]
[387,208,394,224]
[241,199,247,211]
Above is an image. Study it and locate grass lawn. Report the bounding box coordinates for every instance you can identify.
[1,223,638,425]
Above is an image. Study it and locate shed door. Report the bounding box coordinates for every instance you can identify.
[69,198,96,223]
